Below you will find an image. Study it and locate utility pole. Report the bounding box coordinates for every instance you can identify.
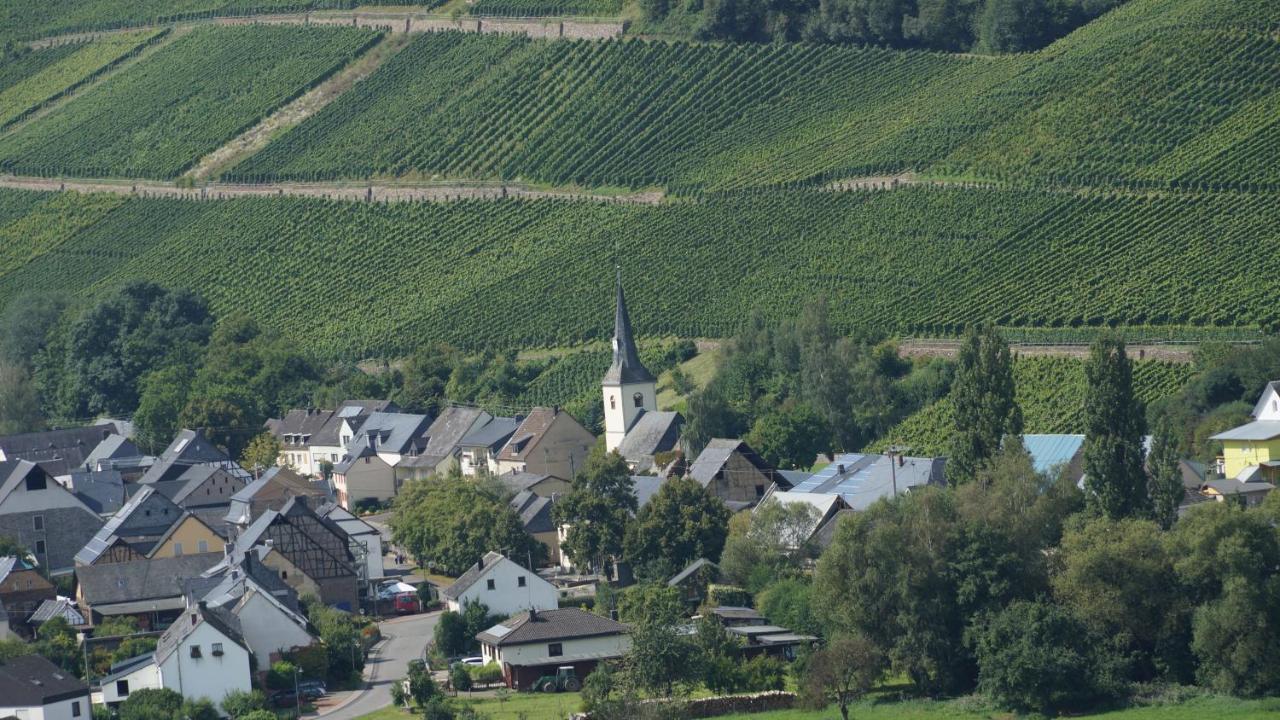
[293,666,301,718]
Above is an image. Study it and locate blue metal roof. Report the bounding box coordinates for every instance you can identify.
[1022,434,1085,475]
[789,453,944,510]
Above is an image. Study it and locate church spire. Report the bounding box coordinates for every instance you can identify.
[603,268,654,385]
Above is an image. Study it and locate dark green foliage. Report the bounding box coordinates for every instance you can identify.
[0,291,66,368]
[555,446,636,574]
[390,468,546,576]
[118,688,184,720]
[948,323,1022,485]
[406,659,439,707]
[449,663,472,692]
[719,499,820,593]
[974,600,1099,713]
[624,477,730,580]
[746,402,829,470]
[756,578,821,636]
[267,660,298,690]
[1147,415,1185,529]
[1083,336,1149,519]
[798,633,886,720]
[0,362,42,435]
[433,611,469,658]
[220,689,268,718]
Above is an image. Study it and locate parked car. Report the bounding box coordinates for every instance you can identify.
[460,656,484,666]
[270,689,299,708]
[298,680,327,697]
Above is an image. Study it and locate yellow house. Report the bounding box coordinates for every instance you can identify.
[1211,381,1280,481]
[148,513,227,559]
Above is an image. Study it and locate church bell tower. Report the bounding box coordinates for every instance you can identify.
[603,271,656,452]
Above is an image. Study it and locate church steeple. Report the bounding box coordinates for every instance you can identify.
[603,269,654,385]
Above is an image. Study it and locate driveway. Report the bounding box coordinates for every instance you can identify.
[315,611,440,720]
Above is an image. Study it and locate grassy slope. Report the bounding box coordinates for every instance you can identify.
[871,357,1196,455]
[229,0,1280,191]
[2,186,1279,357]
[0,25,381,179]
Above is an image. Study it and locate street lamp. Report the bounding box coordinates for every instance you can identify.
[293,666,302,718]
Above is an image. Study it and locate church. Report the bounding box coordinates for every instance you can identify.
[602,273,684,473]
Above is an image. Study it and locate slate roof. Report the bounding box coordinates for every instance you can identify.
[498,471,558,495]
[232,496,355,577]
[617,412,683,461]
[1204,477,1275,496]
[155,602,247,664]
[187,552,301,616]
[497,408,560,462]
[76,485,182,565]
[442,551,508,600]
[788,452,945,510]
[81,435,142,471]
[478,608,628,647]
[811,509,856,549]
[29,598,85,626]
[271,409,337,444]
[0,654,88,705]
[1210,421,1280,442]
[310,400,397,446]
[667,558,717,587]
[631,475,665,509]
[0,424,120,478]
[422,407,487,459]
[687,440,779,487]
[459,417,521,451]
[510,491,554,534]
[76,553,222,607]
[69,470,126,515]
[138,430,237,485]
[602,274,654,385]
[352,412,433,456]
[97,652,155,685]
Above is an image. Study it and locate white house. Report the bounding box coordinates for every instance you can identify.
[97,653,160,707]
[441,552,558,618]
[0,654,91,720]
[318,502,385,584]
[192,558,316,670]
[477,608,630,690]
[155,602,252,713]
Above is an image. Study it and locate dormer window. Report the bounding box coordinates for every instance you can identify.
[633,392,644,408]
[24,473,45,491]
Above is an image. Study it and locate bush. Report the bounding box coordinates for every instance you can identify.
[434,611,468,657]
[706,584,752,608]
[267,661,298,690]
[220,689,267,718]
[469,662,503,686]
[738,655,786,692]
[975,600,1099,714]
[180,700,218,720]
[450,663,473,692]
[119,688,183,720]
[240,712,277,720]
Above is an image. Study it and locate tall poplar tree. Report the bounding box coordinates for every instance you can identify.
[1146,416,1183,529]
[1082,335,1149,519]
[949,323,1023,485]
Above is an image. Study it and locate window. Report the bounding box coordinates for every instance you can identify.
[35,540,45,555]
[71,702,81,718]
[548,643,563,657]
[198,540,209,553]
[755,484,765,498]
[517,576,526,588]
[633,392,644,408]
[173,542,183,557]
[486,579,495,591]
[116,679,130,697]
[281,571,288,580]
[25,473,45,491]
[189,645,202,658]
[212,643,224,656]
[609,396,616,410]
[33,515,43,531]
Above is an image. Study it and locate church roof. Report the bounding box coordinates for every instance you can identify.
[602,273,654,385]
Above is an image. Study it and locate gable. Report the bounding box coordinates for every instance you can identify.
[149,515,225,559]
[0,463,97,516]
[1255,382,1280,421]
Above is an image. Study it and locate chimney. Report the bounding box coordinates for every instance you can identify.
[529,608,538,620]
[836,464,845,475]
[477,556,485,570]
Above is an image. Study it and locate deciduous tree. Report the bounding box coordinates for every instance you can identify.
[624,477,729,580]
[554,447,636,574]
[948,323,1022,485]
[1082,335,1149,519]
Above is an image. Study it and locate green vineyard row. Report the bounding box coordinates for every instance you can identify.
[0,185,1276,358]
[223,0,1280,192]
[0,26,383,180]
[870,356,1197,456]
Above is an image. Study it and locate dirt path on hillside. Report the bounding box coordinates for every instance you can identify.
[24,9,625,50]
[900,339,1198,363]
[0,174,664,205]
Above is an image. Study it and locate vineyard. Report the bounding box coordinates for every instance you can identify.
[0,25,382,179]
[0,31,163,130]
[870,357,1197,456]
[222,0,1280,192]
[0,184,1277,358]
[0,45,83,94]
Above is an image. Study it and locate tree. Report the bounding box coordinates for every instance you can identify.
[181,700,218,720]
[1147,415,1184,529]
[948,323,1022,485]
[624,477,730,579]
[450,663,473,692]
[406,659,440,706]
[746,402,829,469]
[975,600,1099,713]
[60,282,213,418]
[977,0,1048,52]
[0,362,43,435]
[132,365,194,454]
[799,634,886,720]
[178,387,258,460]
[554,446,636,574]
[433,611,469,658]
[390,469,545,576]
[757,578,820,636]
[0,535,33,564]
[1082,335,1149,519]
[719,498,819,593]
[0,291,68,368]
[622,607,695,697]
[119,688,184,720]
[221,690,268,718]
[240,431,282,475]
[35,616,81,677]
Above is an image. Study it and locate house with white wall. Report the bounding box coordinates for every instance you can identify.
[0,654,91,720]
[97,653,160,707]
[155,602,252,713]
[478,608,629,690]
[442,552,558,617]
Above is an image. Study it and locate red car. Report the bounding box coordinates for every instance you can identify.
[392,593,420,614]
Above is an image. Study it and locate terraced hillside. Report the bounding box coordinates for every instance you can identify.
[0,185,1276,357]
[871,356,1198,455]
[0,25,381,179]
[226,0,1280,191]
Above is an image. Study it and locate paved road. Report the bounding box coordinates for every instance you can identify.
[318,611,440,720]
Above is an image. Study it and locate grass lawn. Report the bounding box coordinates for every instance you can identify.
[656,346,722,409]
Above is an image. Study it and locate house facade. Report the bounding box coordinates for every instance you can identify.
[0,556,56,630]
[0,461,104,574]
[687,440,785,507]
[0,654,90,720]
[317,503,384,585]
[477,608,630,690]
[1211,381,1280,483]
[442,552,558,617]
[494,408,594,480]
[155,603,252,714]
[98,653,160,707]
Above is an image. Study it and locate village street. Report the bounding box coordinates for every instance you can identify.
[314,610,440,720]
